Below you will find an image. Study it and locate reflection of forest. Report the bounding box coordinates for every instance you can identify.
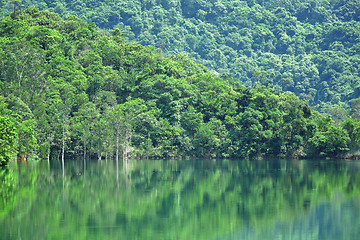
[1,159,360,239]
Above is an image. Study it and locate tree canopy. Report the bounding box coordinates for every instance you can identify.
[0,8,359,163]
[1,0,360,112]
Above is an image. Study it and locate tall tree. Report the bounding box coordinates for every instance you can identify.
[0,115,17,165]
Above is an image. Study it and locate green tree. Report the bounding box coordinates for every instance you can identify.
[73,102,99,161]
[0,116,17,165]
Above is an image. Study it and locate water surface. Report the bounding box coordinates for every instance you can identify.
[1,159,360,239]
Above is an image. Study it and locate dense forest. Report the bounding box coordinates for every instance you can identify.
[1,0,360,112]
[2,3,360,239]
[1,8,360,164]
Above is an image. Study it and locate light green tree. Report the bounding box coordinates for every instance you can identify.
[0,116,17,165]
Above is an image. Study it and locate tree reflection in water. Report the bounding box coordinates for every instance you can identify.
[1,159,360,240]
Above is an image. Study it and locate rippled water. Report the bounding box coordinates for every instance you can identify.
[1,158,360,239]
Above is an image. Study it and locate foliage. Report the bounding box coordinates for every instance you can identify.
[0,115,17,165]
[0,9,358,160]
[1,0,360,112]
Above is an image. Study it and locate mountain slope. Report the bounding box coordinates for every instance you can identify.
[1,0,360,111]
[2,8,354,162]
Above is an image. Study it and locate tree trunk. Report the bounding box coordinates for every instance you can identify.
[116,133,119,182]
[83,138,86,162]
[83,138,86,178]
[47,150,50,169]
[62,122,65,179]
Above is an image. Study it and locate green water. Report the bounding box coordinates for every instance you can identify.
[1,159,360,240]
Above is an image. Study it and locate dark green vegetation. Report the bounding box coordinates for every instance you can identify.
[2,0,360,111]
[1,9,360,163]
[0,116,17,165]
[1,159,360,239]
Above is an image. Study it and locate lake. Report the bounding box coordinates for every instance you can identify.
[1,158,360,240]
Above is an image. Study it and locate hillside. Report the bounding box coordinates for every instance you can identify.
[1,0,360,112]
[1,9,359,164]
